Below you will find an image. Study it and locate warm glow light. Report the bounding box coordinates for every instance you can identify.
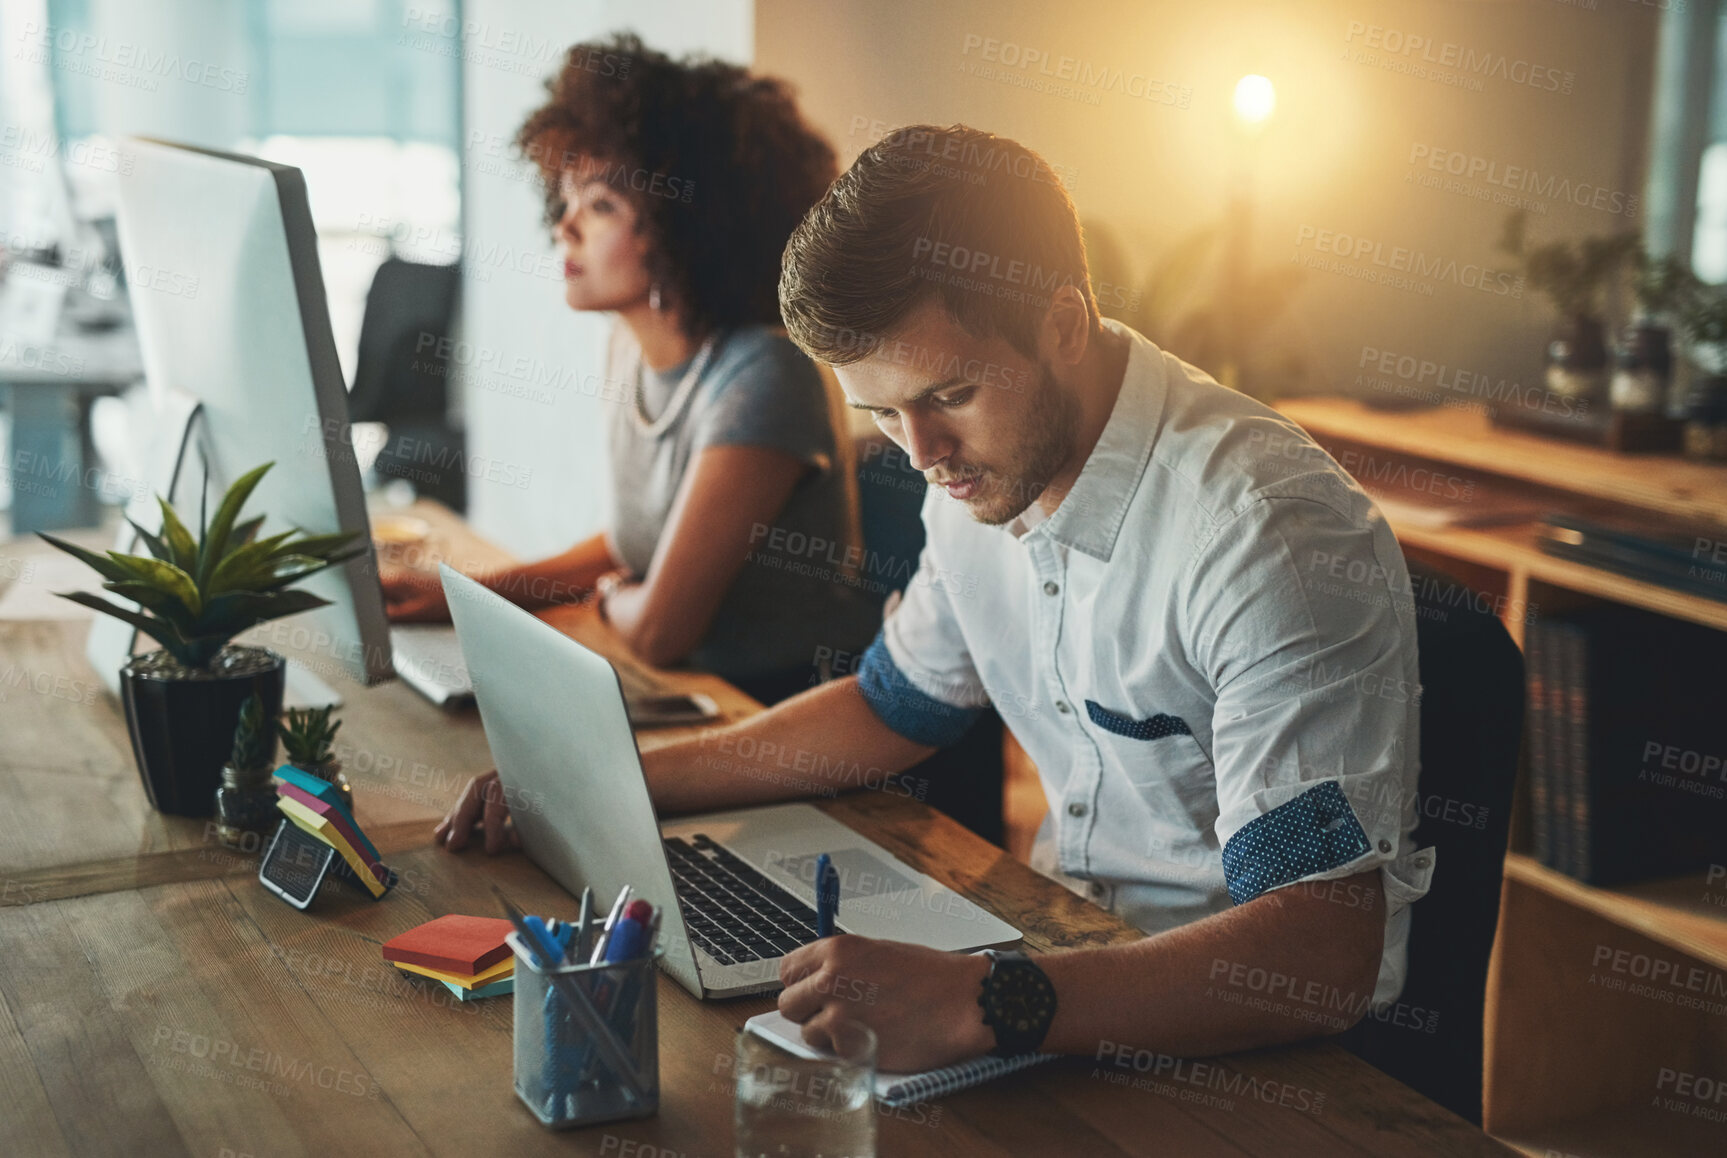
[1233,74,1276,126]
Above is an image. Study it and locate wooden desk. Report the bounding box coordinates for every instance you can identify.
[0,511,1513,1157]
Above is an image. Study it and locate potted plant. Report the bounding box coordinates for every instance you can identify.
[214,692,281,847]
[1496,211,1639,404]
[1673,283,1727,456]
[38,462,365,816]
[1613,251,1697,413]
[277,704,353,812]
[1086,217,1307,403]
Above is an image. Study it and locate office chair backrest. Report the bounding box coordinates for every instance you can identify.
[852,428,931,608]
[347,257,460,425]
[1339,556,1524,1125]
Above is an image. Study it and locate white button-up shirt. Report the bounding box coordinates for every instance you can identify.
[857,320,1433,1006]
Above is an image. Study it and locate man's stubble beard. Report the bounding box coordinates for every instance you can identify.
[963,364,1081,526]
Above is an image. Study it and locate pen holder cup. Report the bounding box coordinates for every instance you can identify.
[508,930,663,1129]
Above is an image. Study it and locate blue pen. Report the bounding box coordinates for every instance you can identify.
[521,914,564,969]
[576,900,653,1086]
[816,853,839,938]
[603,905,651,1034]
[603,909,649,966]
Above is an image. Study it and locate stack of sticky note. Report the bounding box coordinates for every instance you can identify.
[382,914,517,1000]
[273,765,393,899]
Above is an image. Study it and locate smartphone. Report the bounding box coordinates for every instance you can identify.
[626,692,721,728]
[258,819,338,910]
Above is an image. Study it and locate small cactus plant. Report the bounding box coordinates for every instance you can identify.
[228,693,276,772]
[277,705,341,774]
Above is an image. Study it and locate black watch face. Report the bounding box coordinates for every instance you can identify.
[984,956,1056,1047]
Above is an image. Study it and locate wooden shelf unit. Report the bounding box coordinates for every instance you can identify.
[1503,853,1727,973]
[1276,396,1727,1158]
[1277,398,1727,531]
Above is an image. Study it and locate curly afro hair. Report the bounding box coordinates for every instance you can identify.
[516,32,838,338]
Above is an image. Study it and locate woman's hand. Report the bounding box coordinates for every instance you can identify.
[433,769,523,853]
[381,566,451,623]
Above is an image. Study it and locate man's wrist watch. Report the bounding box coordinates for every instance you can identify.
[976,949,1057,1056]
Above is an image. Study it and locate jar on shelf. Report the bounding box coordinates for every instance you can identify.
[1545,316,1610,404]
[1680,377,1727,461]
[1609,319,1671,414]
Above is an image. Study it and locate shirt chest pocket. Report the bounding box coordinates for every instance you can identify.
[1084,700,1218,825]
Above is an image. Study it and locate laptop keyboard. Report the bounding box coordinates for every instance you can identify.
[663,833,843,965]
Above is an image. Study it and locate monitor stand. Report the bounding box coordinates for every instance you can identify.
[282,659,342,710]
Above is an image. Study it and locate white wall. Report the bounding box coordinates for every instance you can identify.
[459,0,753,557]
[756,0,1658,408]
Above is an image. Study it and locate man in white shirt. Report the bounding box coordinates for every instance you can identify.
[440,124,1431,1074]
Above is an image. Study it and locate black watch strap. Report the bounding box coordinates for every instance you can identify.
[977,949,1057,1056]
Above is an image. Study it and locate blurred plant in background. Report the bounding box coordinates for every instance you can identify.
[1084,217,1306,403]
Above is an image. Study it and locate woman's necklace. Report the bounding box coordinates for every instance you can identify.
[632,332,719,437]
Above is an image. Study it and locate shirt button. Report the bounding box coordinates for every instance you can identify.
[1055,700,1071,714]
[1378,839,1392,854]
[1068,802,1087,818]
[1043,581,1060,596]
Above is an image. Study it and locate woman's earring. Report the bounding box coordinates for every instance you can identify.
[649,282,662,311]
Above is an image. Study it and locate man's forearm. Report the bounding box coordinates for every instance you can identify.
[1038,870,1386,1059]
[642,676,935,815]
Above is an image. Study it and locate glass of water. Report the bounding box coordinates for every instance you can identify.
[734,1021,877,1158]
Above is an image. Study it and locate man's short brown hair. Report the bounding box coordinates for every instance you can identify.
[780,124,1098,366]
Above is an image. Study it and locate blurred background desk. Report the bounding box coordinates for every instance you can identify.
[0,311,143,536]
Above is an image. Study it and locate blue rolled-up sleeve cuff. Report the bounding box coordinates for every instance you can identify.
[855,631,983,749]
[1220,781,1374,905]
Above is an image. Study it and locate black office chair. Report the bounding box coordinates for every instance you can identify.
[854,430,1005,846]
[348,257,466,510]
[1337,556,1524,1125]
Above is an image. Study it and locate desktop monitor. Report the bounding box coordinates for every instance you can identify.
[95,137,392,689]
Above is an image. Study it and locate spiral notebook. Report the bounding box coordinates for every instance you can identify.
[743,1010,1059,1107]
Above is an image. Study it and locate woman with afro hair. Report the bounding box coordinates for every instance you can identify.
[385,34,880,705]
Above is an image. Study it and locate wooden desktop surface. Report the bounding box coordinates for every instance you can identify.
[0,503,1512,1156]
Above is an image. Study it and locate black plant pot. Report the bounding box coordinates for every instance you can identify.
[120,647,287,817]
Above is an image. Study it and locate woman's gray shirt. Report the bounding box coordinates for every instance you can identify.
[606,324,881,681]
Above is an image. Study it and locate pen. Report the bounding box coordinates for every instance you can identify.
[574,886,594,963]
[816,853,839,938]
[576,899,654,1086]
[521,914,562,969]
[603,900,652,967]
[590,884,634,965]
[603,901,655,1027]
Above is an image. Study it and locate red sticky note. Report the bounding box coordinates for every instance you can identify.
[381,915,515,974]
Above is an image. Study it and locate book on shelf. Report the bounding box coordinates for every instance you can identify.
[1522,607,1727,886]
[1537,512,1727,605]
[1526,625,1552,868]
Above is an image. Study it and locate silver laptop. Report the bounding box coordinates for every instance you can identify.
[441,565,1021,998]
[392,622,720,727]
